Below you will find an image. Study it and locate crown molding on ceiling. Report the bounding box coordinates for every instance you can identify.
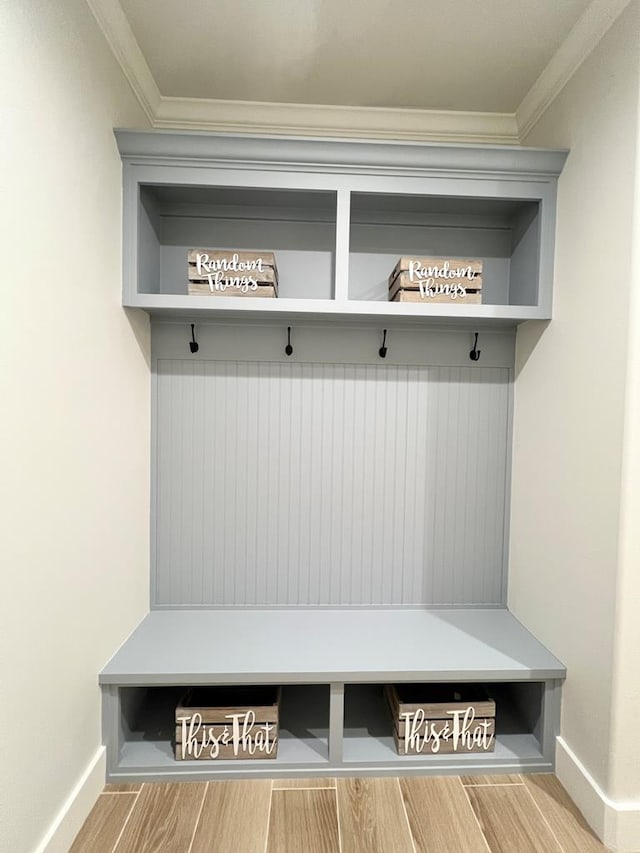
[153,97,519,145]
[88,0,632,144]
[86,0,160,123]
[516,0,633,139]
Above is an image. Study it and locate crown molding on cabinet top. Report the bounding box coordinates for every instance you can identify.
[87,0,633,144]
[114,129,568,179]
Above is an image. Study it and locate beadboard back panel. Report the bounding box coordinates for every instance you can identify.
[152,324,513,608]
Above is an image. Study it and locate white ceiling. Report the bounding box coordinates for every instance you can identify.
[118,0,592,113]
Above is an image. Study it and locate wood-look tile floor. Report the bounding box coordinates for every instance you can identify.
[71,775,611,853]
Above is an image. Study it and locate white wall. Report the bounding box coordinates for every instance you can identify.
[608,42,640,806]
[510,1,640,846]
[0,1,150,851]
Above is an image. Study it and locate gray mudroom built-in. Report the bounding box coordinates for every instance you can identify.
[100,130,567,781]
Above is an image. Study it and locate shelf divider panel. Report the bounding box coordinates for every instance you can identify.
[334,188,351,302]
[329,682,345,764]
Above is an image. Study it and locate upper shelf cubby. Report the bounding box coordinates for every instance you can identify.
[139,184,337,300]
[118,130,568,327]
[348,192,540,307]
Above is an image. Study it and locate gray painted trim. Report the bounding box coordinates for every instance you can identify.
[542,679,563,765]
[334,188,351,301]
[151,603,513,611]
[329,683,345,765]
[537,187,559,317]
[101,686,119,777]
[115,130,568,178]
[105,758,556,784]
[129,295,551,326]
[150,360,158,610]
[122,166,139,307]
[501,371,516,605]
[101,669,564,685]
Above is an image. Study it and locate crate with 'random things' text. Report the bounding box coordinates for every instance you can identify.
[188,249,279,297]
[175,686,280,760]
[385,683,495,755]
[388,256,483,304]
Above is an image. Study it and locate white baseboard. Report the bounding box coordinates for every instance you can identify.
[556,737,640,852]
[33,747,106,853]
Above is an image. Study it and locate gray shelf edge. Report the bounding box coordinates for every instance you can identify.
[123,297,550,328]
[99,668,565,686]
[114,129,568,178]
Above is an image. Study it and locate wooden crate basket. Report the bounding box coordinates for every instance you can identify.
[188,249,279,297]
[175,686,280,760]
[385,684,495,755]
[388,257,482,304]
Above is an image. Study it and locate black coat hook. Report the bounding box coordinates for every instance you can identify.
[285,326,293,357]
[379,329,388,359]
[469,331,481,362]
[189,323,199,354]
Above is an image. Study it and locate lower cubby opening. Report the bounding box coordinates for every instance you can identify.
[116,683,330,772]
[106,678,555,779]
[341,682,546,766]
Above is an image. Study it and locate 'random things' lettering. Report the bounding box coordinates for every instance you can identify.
[196,252,266,293]
[407,259,478,300]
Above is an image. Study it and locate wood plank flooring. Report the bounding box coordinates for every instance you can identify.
[268,789,340,853]
[71,774,611,853]
[400,776,489,853]
[191,780,271,853]
[337,778,414,853]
